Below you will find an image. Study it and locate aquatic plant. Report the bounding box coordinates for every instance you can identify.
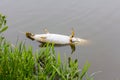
[0,13,93,80]
[0,13,8,34]
[0,42,93,80]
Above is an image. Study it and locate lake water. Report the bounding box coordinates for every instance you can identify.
[1,0,120,80]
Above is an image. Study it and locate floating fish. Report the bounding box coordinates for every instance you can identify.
[25,29,88,53]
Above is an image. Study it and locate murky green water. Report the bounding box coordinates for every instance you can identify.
[1,0,120,79]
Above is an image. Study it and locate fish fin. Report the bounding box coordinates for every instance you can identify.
[28,36,35,41]
[70,44,76,54]
[39,43,53,47]
[44,28,49,34]
[26,32,35,40]
[70,28,75,38]
[39,43,47,47]
[40,36,46,39]
[40,36,47,42]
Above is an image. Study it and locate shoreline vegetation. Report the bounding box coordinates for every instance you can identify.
[0,13,94,80]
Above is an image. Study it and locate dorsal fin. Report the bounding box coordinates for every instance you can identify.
[44,28,49,34]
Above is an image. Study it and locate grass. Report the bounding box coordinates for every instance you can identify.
[0,13,94,80]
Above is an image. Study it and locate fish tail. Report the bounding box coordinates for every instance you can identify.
[26,32,35,40]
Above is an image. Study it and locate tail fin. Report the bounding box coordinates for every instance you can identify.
[20,31,35,40]
[25,32,35,40]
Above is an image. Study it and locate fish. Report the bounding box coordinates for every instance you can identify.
[25,29,88,54]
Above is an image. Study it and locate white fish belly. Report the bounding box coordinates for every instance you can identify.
[46,34,70,44]
[34,34,70,44]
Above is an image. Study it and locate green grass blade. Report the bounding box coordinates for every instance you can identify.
[80,62,90,79]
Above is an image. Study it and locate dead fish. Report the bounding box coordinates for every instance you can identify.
[25,29,88,54]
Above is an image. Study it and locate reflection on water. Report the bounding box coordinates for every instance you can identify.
[1,0,120,80]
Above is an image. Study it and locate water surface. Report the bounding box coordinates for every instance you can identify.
[1,0,120,80]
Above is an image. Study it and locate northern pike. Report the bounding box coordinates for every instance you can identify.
[25,29,88,53]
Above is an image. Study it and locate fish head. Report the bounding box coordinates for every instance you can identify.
[72,37,89,45]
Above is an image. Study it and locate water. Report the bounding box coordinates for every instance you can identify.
[1,0,120,79]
